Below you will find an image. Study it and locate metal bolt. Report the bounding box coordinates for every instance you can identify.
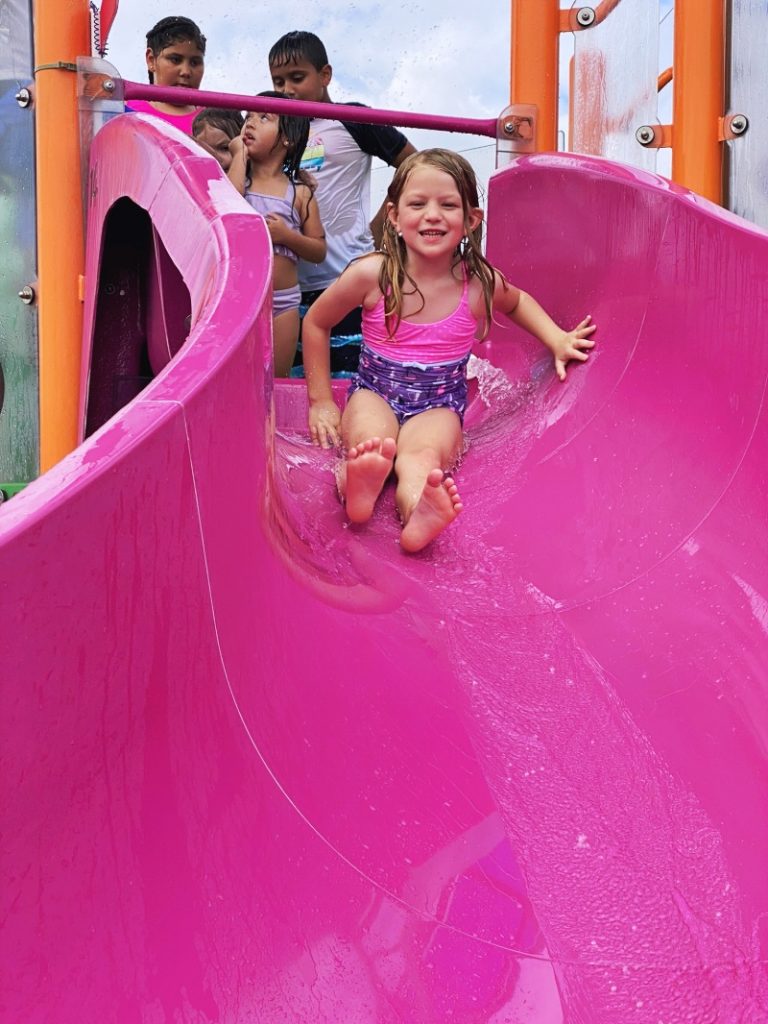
[729,114,748,136]
[18,285,35,305]
[635,125,656,146]
[503,121,516,136]
[576,7,597,27]
[15,87,31,108]
[103,79,116,93]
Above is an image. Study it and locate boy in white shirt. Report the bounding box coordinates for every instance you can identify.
[269,30,416,376]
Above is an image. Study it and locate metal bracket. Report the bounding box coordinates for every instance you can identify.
[496,104,537,166]
[719,114,749,141]
[635,124,673,149]
[576,8,597,27]
[35,61,78,73]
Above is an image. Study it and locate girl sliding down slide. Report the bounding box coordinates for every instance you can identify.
[303,149,596,551]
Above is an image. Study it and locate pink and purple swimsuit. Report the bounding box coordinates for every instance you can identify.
[350,269,480,423]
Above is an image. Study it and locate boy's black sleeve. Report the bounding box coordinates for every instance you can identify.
[340,102,410,165]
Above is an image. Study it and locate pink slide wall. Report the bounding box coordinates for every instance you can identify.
[1,116,766,1022]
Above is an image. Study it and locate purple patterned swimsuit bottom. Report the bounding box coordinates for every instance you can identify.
[348,344,469,424]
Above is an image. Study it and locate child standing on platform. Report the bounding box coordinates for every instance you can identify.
[268,30,416,376]
[126,16,206,135]
[228,94,326,376]
[303,150,596,552]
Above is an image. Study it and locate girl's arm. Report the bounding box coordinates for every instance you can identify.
[226,134,248,195]
[303,258,380,448]
[494,272,596,381]
[266,187,326,264]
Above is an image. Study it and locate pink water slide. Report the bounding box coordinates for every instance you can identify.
[2,116,767,1022]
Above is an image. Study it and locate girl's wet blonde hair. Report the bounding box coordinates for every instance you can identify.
[378,149,498,338]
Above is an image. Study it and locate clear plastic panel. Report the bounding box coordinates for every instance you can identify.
[495,104,537,167]
[77,56,124,215]
[726,0,768,229]
[571,0,659,171]
[0,0,39,487]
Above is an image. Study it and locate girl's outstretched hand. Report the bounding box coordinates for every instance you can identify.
[309,399,342,449]
[553,315,597,381]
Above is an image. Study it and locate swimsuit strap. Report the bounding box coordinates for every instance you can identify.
[459,261,470,304]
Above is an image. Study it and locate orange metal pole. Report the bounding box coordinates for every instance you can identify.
[33,0,90,471]
[593,0,622,25]
[510,0,560,151]
[672,0,725,203]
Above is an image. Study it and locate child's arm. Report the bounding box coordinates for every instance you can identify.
[494,273,596,381]
[226,133,248,195]
[266,187,326,264]
[303,259,380,448]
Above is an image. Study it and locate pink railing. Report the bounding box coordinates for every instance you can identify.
[122,80,501,138]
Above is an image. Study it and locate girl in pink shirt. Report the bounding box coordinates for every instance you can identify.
[302,149,597,553]
[125,16,206,135]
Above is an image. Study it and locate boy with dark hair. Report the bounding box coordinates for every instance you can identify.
[269,30,417,376]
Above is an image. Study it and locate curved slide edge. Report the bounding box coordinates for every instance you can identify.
[0,118,766,1022]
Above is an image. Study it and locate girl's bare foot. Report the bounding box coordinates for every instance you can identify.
[340,437,397,523]
[400,470,463,552]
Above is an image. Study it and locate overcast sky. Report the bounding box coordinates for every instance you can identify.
[106,1,535,201]
[106,3,512,118]
[104,2,674,194]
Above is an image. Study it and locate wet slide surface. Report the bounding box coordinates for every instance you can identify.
[1,117,767,1022]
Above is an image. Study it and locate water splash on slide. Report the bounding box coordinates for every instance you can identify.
[271,355,767,1021]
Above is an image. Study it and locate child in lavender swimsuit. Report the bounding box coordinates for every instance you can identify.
[302,149,597,553]
[228,94,326,376]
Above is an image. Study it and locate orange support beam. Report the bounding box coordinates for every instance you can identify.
[33,0,90,471]
[658,67,673,92]
[672,0,725,203]
[510,0,560,151]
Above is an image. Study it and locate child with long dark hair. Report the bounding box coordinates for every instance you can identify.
[303,149,596,551]
[228,93,326,376]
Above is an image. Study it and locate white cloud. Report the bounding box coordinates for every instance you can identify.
[104,0,512,205]
[105,1,509,123]
[103,2,674,198]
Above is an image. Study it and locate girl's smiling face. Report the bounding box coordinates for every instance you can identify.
[389,165,481,258]
[146,39,205,89]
